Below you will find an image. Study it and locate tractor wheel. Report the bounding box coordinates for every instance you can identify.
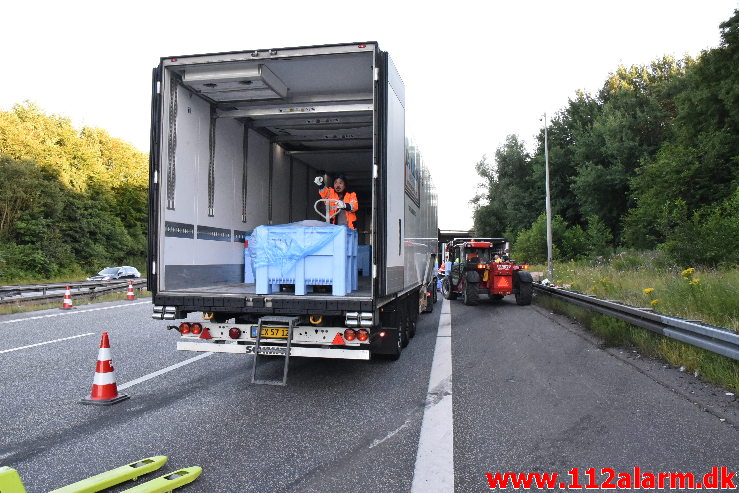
[515,281,533,305]
[463,282,479,306]
[442,277,457,300]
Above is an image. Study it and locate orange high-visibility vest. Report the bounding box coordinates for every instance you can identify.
[319,187,358,229]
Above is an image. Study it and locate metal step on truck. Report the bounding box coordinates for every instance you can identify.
[148,42,438,383]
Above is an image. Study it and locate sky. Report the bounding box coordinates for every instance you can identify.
[1,1,736,230]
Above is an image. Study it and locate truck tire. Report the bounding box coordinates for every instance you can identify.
[400,311,409,347]
[463,282,479,306]
[442,277,457,300]
[515,280,533,305]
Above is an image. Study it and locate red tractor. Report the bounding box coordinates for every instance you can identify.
[440,238,533,306]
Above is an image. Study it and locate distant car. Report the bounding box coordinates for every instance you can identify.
[87,266,141,281]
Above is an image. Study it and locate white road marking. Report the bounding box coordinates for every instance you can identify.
[0,333,95,354]
[411,298,454,493]
[118,352,213,390]
[0,301,150,325]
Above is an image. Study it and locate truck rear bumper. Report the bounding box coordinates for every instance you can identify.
[177,340,370,360]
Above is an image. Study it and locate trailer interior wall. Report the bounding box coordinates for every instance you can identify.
[161,86,249,289]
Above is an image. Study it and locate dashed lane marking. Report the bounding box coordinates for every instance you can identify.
[118,352,213,390]
[0,332,95,354]
[411,298,454,493]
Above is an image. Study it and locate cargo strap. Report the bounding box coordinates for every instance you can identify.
[1,456,201,493]
[251,316,299,385]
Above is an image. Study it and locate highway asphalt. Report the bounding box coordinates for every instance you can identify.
[0,293,736,492]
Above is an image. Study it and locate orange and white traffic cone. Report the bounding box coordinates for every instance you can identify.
[61,285,74,310]
[126,280,135,300]
[80,332,129,405]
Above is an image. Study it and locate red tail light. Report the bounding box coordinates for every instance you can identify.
[343,329,356,341]
[357,329,369,342]
[190,323,202,335]
[229,327,242,339]
[179,322,191,334]
[478,264,486,269]
[379,331,386,338]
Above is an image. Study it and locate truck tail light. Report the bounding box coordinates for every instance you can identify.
[229,327,242,339]
[199,328,212,339]
[179,322,191,334]
[190,323,202,335]
[478,264,486,269]
[357,329,369,342]
[343,329,356,341]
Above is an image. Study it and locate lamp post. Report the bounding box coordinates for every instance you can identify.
[543,112,553,280]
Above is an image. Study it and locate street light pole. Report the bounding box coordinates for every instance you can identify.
[543,112,553,280]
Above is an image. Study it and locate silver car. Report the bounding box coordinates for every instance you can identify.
[87,266,141,281]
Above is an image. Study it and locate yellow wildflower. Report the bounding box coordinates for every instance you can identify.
[681,267,695,279]
[650,299,660,306]
[689,278,700,286]
[643,288,654,294]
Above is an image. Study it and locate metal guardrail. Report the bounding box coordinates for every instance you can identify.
[0,279,147,305]
[534,283,739,361]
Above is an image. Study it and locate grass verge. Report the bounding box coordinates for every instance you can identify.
[0,290,151,316]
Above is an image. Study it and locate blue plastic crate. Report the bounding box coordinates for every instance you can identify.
[253,225,358,296]
[357,245,371,276]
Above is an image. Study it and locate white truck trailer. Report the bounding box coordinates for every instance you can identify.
[148,42,437,380]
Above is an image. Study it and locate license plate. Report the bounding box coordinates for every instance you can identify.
[251,326,290,339]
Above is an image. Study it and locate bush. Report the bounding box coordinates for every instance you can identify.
[660,189,739,267]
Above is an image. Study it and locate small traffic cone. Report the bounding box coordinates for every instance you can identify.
[61,284,74,310]
[81,332,129,405]
[126,280,135,300]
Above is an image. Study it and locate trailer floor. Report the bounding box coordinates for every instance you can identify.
[167,276,373,299]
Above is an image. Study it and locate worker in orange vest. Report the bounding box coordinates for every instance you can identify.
[314,174,359,230]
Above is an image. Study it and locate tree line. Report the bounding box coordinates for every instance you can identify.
[473,9,739,268]
[0,102,148,282]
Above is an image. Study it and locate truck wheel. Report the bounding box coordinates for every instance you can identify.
[400,313,409,347]
[463,282,479,306]
[442,277,457,300]
[515,281,533,305]
[390,324,404,359]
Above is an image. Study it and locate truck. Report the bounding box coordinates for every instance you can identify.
[148,42,438,380]
[440,237,533,306]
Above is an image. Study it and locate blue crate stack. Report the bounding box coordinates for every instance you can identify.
[254,225,358,296]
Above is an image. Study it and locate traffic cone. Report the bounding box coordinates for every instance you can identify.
[61,285,74,310]
[126,280,135,300]
[81,332,129,405]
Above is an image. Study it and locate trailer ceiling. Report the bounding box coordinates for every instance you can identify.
[175,52,375,153]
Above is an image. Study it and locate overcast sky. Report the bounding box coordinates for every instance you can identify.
[1,1,736,230]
